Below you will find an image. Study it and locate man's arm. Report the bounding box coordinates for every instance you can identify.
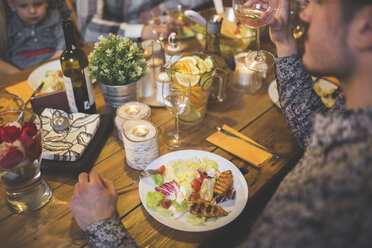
[275,55,328,148]
[86,218,139,248]
[70,172,139,248]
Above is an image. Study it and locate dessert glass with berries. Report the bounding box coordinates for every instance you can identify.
[0,110,52,213]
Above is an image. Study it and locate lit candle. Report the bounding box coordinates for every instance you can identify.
[125,105,141,115]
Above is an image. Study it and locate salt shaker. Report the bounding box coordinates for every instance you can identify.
[164,32,184,63]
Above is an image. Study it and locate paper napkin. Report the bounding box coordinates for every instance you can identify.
[40,108,100,161]
[5,80,35,103]
[206,124,272,167]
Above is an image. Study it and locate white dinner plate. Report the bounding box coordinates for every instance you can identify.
[268,79,280,108]
[139,150,249,232]
[28,60,62,93]
[268,77,339,109]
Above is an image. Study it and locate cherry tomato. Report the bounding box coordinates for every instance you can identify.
[157,165,166,175]
[188,192,200,201]
[160,199,172,209]
[193,178,202,193]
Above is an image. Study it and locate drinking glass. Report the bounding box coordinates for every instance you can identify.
[233,0,278,71]
[0,110,52,213]
[162,73,191,147]
[0,91,25,111]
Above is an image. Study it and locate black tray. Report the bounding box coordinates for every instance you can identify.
[40,114,114,176]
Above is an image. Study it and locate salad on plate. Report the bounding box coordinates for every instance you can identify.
[146,156,236,225]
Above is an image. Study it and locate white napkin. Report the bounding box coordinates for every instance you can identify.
[40,108,100,161]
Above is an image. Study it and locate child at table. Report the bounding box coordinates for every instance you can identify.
[1,0,70,73]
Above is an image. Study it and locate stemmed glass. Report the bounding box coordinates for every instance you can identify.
[233,0,278,71]
[162,76,191,147]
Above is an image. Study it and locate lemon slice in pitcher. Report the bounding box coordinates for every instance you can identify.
[175,72,200,87]
[197,59,211,73]
[179,56,197,65]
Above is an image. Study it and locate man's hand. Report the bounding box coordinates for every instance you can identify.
[70,171,118,231]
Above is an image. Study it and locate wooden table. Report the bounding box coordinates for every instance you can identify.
[0,37,302,248]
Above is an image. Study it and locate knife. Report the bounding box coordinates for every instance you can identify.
[216,126,280,159]
[25,82,44,106]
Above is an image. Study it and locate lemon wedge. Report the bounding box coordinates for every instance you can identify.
[175,72,200,87]
[179,56,197,65]
[204,57,214,70]
[197,59,211,73]
[188,63,200,74]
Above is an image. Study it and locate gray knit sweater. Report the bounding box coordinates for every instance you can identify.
[238,54,372,248]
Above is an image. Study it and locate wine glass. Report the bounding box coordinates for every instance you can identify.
[233,0,279,71]
[0,109,52,213]
[162,75,191,147]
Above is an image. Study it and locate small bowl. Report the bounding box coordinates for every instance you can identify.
[191,7,255,40]
[0,91,25,112]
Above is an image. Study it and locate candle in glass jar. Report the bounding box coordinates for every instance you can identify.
[232,52,268,94]
[121,120,159,170]
[155,71,170,104]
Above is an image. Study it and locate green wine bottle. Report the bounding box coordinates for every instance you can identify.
[204,15,235,102]
[60,20,96,114]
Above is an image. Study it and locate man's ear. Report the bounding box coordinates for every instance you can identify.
[352,7,372,50]
[6,0,16,12]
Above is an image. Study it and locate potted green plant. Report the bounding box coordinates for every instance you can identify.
[89,33,147,109]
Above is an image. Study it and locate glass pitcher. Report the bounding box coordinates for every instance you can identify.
[163,52,226,125]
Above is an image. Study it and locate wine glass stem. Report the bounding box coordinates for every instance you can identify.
[255,28,263,62]
[175,115,180,139]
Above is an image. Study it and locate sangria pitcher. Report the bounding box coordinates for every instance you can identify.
[164,53,226,125]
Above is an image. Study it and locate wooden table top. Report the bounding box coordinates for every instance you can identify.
[0,37,302,248]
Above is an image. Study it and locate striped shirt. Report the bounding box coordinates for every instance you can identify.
[76,0,210,43]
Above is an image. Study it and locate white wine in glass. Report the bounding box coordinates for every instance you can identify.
[233,0,278,71]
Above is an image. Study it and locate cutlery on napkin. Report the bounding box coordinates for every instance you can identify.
[206,124,274,167]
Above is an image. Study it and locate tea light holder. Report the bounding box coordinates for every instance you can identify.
[121,119,159,170]
[115,102,151,141]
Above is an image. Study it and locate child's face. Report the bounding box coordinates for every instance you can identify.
[7,0,49,25]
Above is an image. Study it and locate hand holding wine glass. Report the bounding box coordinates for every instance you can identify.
[233,0,279,70]
[259,0,299,57]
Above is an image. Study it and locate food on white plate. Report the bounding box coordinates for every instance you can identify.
[313,81,340,108]
[145,157,236,225]
[190,199,228,217]
[39,70,65,92]
[213,170,233,197]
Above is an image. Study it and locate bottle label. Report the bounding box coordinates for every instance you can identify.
[84,68,95,105]
[63,76,78,113]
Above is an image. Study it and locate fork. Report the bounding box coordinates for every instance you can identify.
[116,169,159,192]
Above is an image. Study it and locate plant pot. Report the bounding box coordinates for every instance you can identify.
[98,80,139,109]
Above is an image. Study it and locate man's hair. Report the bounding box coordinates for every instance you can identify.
[341,0,372,23]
